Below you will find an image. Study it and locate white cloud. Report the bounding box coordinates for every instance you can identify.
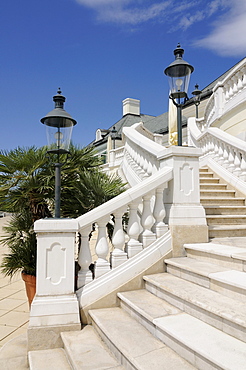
[75,0,246,56]
[194,0,246,56]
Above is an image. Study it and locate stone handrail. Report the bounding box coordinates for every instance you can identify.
[189,116,246,195]
[76,165,173,287]
[122,122,165,186]
[204,58,246,127]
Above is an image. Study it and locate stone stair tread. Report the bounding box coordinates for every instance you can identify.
[61,325,123,370]
[118,289,181,321]
[28,348,72,370]
[154,313,246,370]
[201,189,235,193]
[165,257,229,276]
[207,214,246,218]
[210,270,246,290]
[184,242,246,257]
[143,273,246,329]
[204,205,246,208]
[89,307,195,370]
[209,224,246,230]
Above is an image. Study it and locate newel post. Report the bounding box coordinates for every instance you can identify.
[28,219,81,351]
[160,146,208,257]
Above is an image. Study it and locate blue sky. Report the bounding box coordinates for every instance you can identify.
[0,0,245,150]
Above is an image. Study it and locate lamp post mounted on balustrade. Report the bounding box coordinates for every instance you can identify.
[164,44,194,146]
[192,84,202,119]
[111,126,117,150]
[40,89,77,218]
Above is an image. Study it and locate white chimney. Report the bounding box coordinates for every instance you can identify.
[122,98,140,116]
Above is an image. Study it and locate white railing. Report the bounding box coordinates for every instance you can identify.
[189,117,246,195]
[122,122,165,186]
[205,58,246,127]
[76,165,172,287]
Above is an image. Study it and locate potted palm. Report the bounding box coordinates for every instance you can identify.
[1,211,37,306]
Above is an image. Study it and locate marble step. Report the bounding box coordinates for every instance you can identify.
[118,289,181,334]
[28,348,72,370]
[204,205,246,215]
[209,270,246,303]
[165,256,229,288]
[165,256,246,302]
[199,168,209,172]
[199,177,220,184]
[89,307,195,370]
[61,326,124,370]
[206,214,246,225]
[200,189,236,197]
[200,183,227,190]
[200,196,245,205]
[209,224,246,238]
[154,313,246,370]
[198,172,214,178]
[143,273,246,343]
[184,242,246,270]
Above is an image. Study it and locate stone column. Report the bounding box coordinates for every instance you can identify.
[160,146,208,257]
[28,218,81,350]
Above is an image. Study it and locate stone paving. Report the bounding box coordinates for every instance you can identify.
[0,216,29,349]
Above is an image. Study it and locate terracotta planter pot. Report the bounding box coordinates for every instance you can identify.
[21,272,36,308]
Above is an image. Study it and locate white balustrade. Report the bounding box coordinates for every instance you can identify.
[204,58,246,127]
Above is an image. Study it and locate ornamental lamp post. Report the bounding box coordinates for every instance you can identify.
[111,126,117,150]
[40,88,77,218]
[164,44,194,146]
[192,84,202,119]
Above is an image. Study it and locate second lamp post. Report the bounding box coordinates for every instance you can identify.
[164,44,194,146]
[41,89,77,218]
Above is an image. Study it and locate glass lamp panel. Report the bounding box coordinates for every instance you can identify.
[46,125,73,151]
[168,71,191,95]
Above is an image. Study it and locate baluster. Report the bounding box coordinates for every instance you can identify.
[111,208,128,268]
[77,226,93,288]
[237,72,243,92]
[94,216,110,278]
[228,81,233,99]
[147,160,153,177]
[140,193,156,248]
[242,69,246,88]
[210,137,215,156]
[126,199,143,258]
[228,147,235,172]
[240,152,246,181]
[217,141,224,164]
[143,158,149,179]
[152,185,168,238]
[222,143,229,169]
[224,83,229,101]
[233,149,241,177]
[232,75,238,94]
[213,139,219,161]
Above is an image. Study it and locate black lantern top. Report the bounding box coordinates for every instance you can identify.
[40,88,77,128]
[164,44,194,99]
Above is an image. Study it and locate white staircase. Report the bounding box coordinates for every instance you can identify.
[29,241,246,369]
[200,167,246,238]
